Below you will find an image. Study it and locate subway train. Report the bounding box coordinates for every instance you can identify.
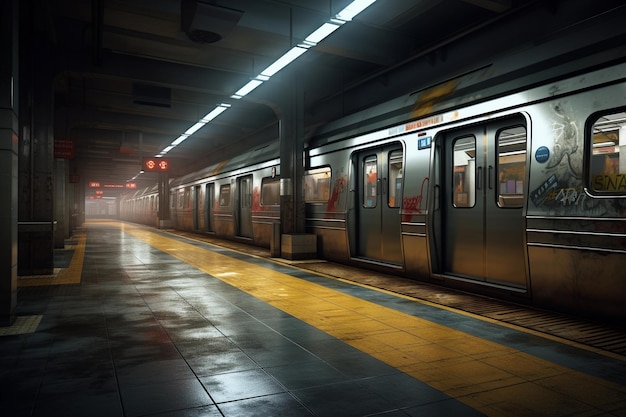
[120,53,626,321]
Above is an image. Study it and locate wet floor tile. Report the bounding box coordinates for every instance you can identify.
[200,369,286,403]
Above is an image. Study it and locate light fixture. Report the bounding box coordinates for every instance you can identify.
[171,134,189,146]
[155,0,378,157]
[200,103,231,121]
[303,22,342,46]
[231,79,264,99]
[184,121,207,136]
[259,46,308,78]
[336,0,376,22]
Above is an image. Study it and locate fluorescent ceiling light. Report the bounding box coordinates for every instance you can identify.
[171,134,189,146]
[200,104,231,122]
[231,79,264,99]
[158,145,175,156]
[304,22,342,45]
[154,0,378,159]
[184,121,207,136]
[259,46,308,78]
[336,0,376,21]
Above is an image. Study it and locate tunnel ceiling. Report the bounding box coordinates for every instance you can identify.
[31,0,619,190]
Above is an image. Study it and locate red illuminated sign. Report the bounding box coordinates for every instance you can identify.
[89,181,101,188]
[125,182,137,189]
[54,139,75,159]
[143,158,169,172]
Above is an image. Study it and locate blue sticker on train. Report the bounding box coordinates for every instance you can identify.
[535,146,550,163]
[418,136,431,150]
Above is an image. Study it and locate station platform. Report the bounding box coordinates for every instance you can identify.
[2,220,626,417]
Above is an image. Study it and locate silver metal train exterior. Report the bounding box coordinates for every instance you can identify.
[120,58,626,321]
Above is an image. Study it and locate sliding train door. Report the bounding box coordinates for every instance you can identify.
[205,183,214,233]
[437,116,528,289]
[193,185,201,231]
[355,145,404,265]
[238,175,253,238]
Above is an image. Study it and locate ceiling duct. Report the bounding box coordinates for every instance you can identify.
[132,83,171,107]
[181,0,244,43]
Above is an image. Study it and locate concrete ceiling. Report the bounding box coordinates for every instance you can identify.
[31,0,623,190]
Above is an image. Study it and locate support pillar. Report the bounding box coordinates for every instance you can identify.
[0,0,19,326]
[157,172,171,228]
[277,72,316,259]
[54,158,69,248]
[17,0,56,276]
[279,73,305,235]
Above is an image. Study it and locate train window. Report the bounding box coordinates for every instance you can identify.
[304,167,331,203]
[589,110,626,194]
[497,126,526,208]
[261,178,280,206]
[363,155,377,208]
[183,188,191,209]
[219,184,231,206]
[452,136,476,207]
[170,192,175,209]
[388,151,403,207]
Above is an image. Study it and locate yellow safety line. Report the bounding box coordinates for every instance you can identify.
[18,230,86,287]
[116,222,626,417]
[166,227,626,361]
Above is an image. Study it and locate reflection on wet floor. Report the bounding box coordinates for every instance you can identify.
[2,221,625,417]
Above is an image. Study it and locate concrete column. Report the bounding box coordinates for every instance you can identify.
[0,0,19,326]
[279,73,305,235]
[17,0,55,275]
[157,172,171,228]
[276,72,316,260]
[54,158,69,248]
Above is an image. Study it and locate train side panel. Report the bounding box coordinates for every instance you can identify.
[400,133,432,279]
[523,83,626,318]
[306,151,351,261]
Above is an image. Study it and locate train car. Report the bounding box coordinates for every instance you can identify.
[120,40,626,321]
[304,60,626,320]
[121,143,282,246]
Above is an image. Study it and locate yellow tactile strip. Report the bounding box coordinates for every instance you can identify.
[18,230,86,287]
[0,315,43,336]
[115,222,626,416]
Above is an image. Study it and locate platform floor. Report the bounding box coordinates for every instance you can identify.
[3,220,626,417]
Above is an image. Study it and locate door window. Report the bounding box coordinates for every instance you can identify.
[452,136,476,207]
[497,126,527,207]
[363,155,378,208]
[388,151,403,208]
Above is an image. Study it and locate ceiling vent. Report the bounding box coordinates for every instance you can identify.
[132,83,171,108]
[181,0,244,43]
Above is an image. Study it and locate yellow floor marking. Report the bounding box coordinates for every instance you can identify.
[18,231,86,287]
[114,222,626,416]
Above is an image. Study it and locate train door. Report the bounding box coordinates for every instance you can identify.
[355,146,404,264]
[436,116,528,289]
[205,183,214,232]
[238,175,253,238]
[193,185,201,231]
